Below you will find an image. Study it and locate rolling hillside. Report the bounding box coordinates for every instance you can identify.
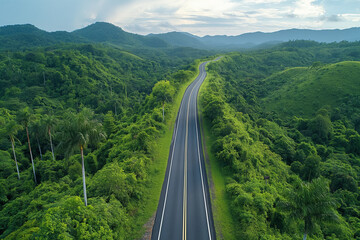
[262,61,360,117]
[0,24,87,49]
[73,22,168,48]
[0,22,168,50]
[201,45,360,240]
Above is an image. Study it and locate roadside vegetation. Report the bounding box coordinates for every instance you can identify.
[201,40,360,239]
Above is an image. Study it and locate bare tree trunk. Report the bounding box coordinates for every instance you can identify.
[303,233,307,240]
[11,137,20,179]
[37,136,43,161]
[124,85,127,99]
[49,128,55,161]
[43,72,46,86]
[162,102,165,122]
[26,126,37,184]
[81,146,88,206]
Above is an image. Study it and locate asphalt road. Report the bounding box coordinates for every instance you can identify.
[152,61,216,240]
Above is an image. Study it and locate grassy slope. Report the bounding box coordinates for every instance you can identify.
[262,61,360,117]
[131,60,201,239]
[199,66,238,240]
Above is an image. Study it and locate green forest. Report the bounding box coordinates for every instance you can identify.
[201,41,360,239]
[0,41,207,239]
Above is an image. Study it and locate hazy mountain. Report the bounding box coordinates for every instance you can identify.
[199,28,360,49]
[148,32,205,49]
[149,27,360,49]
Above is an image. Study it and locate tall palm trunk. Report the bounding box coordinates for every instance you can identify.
[48,128,55,161]
[162,102,165,122]
[36,136,43,161]
[303,233,307,240]
[10,137,20,179]
[81,145,88,206]
[26,126,37,184]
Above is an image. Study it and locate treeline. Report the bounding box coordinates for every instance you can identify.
[202,41,360,239]
[0,43,202,239]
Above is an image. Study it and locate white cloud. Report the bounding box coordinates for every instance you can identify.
[239,0,288,4]
[293,0,325,18]
[341,13,360,22]
[1,0,359,35]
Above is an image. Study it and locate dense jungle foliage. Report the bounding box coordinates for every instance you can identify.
[0,42,205,239]
[202,41,360,239]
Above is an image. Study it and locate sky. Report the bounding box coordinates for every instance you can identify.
[0,0,359,36]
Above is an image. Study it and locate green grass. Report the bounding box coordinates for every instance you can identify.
[262,61,360,117]
[199,69,238,240]
[130,60,201,239]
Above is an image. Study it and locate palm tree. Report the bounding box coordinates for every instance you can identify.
[17,107,37,183]
[280,178,339,240]
[58,108,106,206]
[4,120,23,179]
[42,114,57,161]
[31,118,44,161]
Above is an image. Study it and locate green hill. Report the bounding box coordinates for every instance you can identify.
[73,22,168,48]
[0,22,168,50]
[262,61,360,117]
[0,24,87,50]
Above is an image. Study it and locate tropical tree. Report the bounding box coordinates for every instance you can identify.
[3,120,23,179]
[152,80,175,121]
[30,118,44,161]
[17,107,37,183]
[43,114,57,161]
[58,108,106,206]
[103,111,116,136]
[280,178,339,240]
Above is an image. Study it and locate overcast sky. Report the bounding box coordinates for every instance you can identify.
[0,0,359,36]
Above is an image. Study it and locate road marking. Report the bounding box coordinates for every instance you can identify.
[194,66,212,240]
[182,66,207,240]
[183,80,198,240]
[157,86,186,240]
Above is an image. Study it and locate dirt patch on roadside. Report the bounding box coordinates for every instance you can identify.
[140,213,155,240]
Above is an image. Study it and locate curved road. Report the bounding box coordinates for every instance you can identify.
[152,61,216,240]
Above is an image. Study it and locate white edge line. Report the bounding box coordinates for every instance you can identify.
[157,67,202,240]
[195,64,212,240]
[157,89,183,240]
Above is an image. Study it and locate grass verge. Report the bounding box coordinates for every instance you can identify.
[198,69,238,240]
[131,60,201,239]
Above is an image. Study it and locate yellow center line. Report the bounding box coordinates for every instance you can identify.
[183,81,198,240]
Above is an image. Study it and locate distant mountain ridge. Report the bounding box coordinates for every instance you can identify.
[147,31,204,48]
[151,27,360,49]
[0,22,360,50]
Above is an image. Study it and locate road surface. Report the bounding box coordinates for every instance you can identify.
[152,61,216,240]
